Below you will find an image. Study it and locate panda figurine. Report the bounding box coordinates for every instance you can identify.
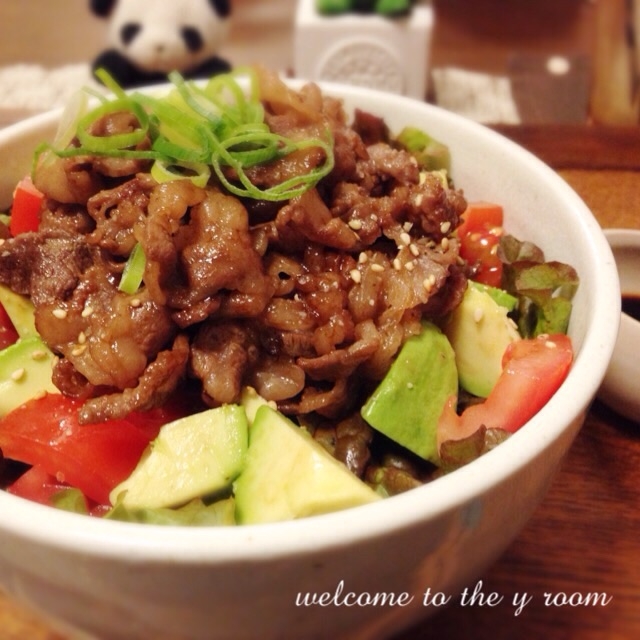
[90,0,232,89]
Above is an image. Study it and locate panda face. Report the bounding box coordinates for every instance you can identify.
[107,0,230,74]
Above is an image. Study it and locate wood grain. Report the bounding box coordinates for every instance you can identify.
[493,124,640,170]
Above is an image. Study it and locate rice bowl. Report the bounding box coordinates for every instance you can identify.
[0,77,620,640]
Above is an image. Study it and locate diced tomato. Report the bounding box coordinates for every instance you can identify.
[0,303,19,350]
[6,464,70,507]
[0,393,188,505]
[437,333,573,449]
[457,201,504,287]
[9,177,44,236]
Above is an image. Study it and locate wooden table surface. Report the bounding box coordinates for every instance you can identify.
[1,123,639,640]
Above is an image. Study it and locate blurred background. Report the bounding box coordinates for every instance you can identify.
[0,1,637,126]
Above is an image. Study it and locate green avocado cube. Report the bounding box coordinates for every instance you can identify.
[361,322,458,463]
[234,405,381,524]
[0,284,38,338]
[110,404,248,509]
[445,283,521,398]
[0,335,58,416]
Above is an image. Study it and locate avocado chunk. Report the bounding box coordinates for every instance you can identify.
[468,280,518,312]
[239,385,274,425]
[234,405,381,524]
[0,285,38,338]
[361,322,458,464]
[110,404,248,510]
[445,282,521,398]
[0,335,58,416]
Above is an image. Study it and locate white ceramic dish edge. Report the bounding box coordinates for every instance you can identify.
[0,81,621,640]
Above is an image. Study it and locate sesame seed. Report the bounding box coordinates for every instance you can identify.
[441,237,450,251]
[407,382,414,390]
[0,239,5,246]
[414,194,424,207]
[52,308,67,319]
[404,261,415,271]
[350,269,362,284]
[423,278,433,292]
[370,263,385,273]
[81,305,94,318]
[400,232,411,246]
[369,299,375,306]
[409,243,420,257]
[11,368,25,381]
[440,221,451,234]
[393,258,402,271]
[71,345,86,357]
[348,219,363,230]
[358,252,368,264]
[78,332,87,344]
[30,350,47,361]
[545,340,557,349]
[473,307,484,323]
[403,221,414,232]
[130,298,142,308]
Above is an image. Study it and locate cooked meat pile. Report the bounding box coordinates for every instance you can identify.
[0,71,468,447]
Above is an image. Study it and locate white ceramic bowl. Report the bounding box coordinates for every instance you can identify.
[0,82,620,640]
[597,228,640,423]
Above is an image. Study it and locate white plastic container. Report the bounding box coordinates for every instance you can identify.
[294,0,434,99]
[597,228,640,423]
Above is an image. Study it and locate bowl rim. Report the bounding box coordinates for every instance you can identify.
[0,80,621,563]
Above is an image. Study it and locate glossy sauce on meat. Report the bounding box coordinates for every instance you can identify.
[0,70,468,454]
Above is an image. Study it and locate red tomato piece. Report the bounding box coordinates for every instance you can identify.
[0,303,19,350]
[456,201,503,238]
[0,393,187,505]
[9,177,44,236]
[6,464,71,507]
[437,333,573,449]
[457,202,504,287]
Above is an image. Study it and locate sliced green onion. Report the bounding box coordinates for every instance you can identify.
[44,68,335,202]
[209,132,334,202]
[76,98,149,151]
[53,89,90,149]
[151,159,211,188]
[135,93,212,154]
[119,243,146,294]
[94,67,128,100]
[44,144,160,161]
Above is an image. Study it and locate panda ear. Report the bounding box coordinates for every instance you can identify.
[90,0,117,17]
[209,0,231,19]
